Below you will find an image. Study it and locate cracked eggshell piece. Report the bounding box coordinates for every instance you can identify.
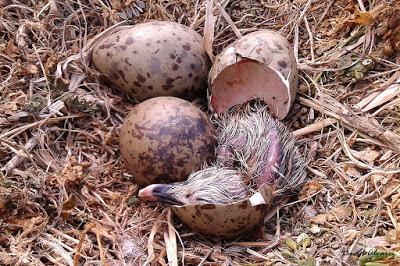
[92,21,211,101]
[208,30,298,120]
[171,184,274,239]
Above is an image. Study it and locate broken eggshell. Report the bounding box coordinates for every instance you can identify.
[171,184,274,239]
[208,30,298,120]
[92,21,211,101]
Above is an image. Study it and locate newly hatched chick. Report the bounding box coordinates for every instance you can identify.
[215,100,307,195]
[138,166,249,205]
[139,100,307,206]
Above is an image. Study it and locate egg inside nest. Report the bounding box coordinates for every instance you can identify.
[119,96,216,185]
[91,21,211,101]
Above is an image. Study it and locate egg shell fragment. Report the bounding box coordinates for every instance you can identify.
[208,30,298,120]
[92,21,211,101]
[171,184,275,239]
[119,97,216,185]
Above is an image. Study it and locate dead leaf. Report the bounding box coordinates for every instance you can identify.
[299,181,324,200]
[344,165,361,178]
[19,64,39,75]
[309,213,328,224]
[60,211,70,219]
[351,10,374,26]
[309,206,352,224]
[351,147,380,164]
[363,236,391,248]
[385,229,400,244]
[381,179,400,196]
[5,41,19,58]
[329,206,352,221]
[344,229,360,242]
[7,216,44,231]
[45,54,58,73]
[361,80,400,112]
[111,0,122,10]
[371,174,389,186]
[62,195,77,210]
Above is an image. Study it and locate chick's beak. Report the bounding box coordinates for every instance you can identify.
[138,184,184,206]
[138,184,160,202]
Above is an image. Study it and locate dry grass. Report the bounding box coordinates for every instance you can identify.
[1,0,400,265]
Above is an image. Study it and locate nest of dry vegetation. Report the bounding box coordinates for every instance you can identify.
[1,0,400,265]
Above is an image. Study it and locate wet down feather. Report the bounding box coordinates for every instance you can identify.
[138,100,307,206]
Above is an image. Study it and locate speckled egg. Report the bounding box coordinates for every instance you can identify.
[92,21,211,101]
[119,96,216,185]
[208,30,298,120]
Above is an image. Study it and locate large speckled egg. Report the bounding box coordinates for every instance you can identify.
[119,96,216,185]
[208,30,298,120]
[92,21,211,101]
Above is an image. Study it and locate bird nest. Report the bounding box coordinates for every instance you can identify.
[1,0,400,265]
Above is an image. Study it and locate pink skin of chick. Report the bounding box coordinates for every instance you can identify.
[138,184,184,206]
[257,128,281,186]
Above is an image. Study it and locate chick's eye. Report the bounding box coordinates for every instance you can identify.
[185,194,190,198]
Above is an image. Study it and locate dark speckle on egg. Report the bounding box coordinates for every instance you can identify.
[124,58,132,66]
[163,84,173,91]
[99,42,114,50]
[125,37,134,45]
[278,60,288,68]
[182,43,191,51]
[137,74,146,82]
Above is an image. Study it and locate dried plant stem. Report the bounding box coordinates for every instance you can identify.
[214,0,242,38]
[95,226,108,266]
[303,15,314,63]
[292,118,336,137]
[1,135,38,173]
[300,96,400,154]
[164,210,178,266]
[0,115,86,140]
[73,223,95,266]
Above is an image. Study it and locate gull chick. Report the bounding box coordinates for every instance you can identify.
[138,166,249,205]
